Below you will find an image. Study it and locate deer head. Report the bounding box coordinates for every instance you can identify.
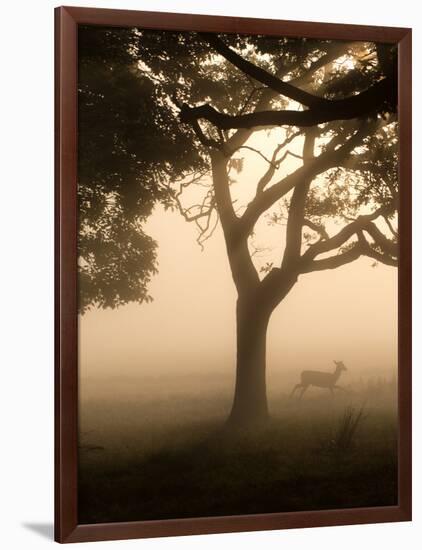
[333,360,347,372]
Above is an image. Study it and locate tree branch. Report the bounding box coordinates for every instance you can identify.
[196,208,219,250]
[245,131,302,195]
[300,239,397,272]
[300,244,365,272]
[237,145,279,168]
[299,207,398,273]
[179,77,396,130]
[199,32,330,109]
[303,219,329,241]
[364,222,397,257]
[364,247,398,267]
[211,151,260,294]
[255,143,284,194]
[383,214,398,238]
[190,119,222,149]
[220,43,356,153]
[240,121,376,235]
[174,187,215,223]
[282,128,317,269]
[301,206,393,262]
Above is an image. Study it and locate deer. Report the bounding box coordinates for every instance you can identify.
[290,360,347,399]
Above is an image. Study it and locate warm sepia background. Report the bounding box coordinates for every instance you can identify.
[79,135,397,392]
[77,28,399,524]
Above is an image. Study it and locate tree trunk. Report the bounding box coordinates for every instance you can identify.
[227,297,271,428]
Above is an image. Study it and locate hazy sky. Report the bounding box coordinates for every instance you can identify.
[79,128,397,385]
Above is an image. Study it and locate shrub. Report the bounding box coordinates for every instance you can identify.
[330,405,366,454]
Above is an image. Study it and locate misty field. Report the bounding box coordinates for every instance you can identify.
[78,372,397,524]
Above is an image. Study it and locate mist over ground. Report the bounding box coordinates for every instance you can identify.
[79,372,397,523]
[78,199,398,523]
[79,202,397,382]
[76,30,399,524]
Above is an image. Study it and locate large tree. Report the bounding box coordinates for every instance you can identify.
[78,26,205,311]
[78,26,398,427]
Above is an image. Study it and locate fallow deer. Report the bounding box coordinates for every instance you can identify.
[290,360,347,399]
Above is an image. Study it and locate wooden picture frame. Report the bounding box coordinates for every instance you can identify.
[55,5,412,543]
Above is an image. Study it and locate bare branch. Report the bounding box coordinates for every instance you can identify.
[364,221,397,257]
[303,219,329,241]
[300,244,364,272]
[190,118,223,149]
[176,197,215,223]
[256,144,285,194]
[282,128,317,269]
[237,145,279,168]
[247,130,302,195]
[173,174,215,224]
[240,121,376,236]
[300,238,397,272]
[301,206,387,262]
[383,214,398,237]
[173,169,210,190]
[299,206,397,273]
[196,208,219,250]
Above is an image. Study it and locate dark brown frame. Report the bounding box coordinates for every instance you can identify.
[55,5,412,543]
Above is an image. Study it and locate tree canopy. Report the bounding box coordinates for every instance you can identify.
[77,25,398,313]
[78,26,205,311]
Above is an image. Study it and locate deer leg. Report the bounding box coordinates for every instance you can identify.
[299,385,308,400]
[329,386,334,397]
[290,384,302,398]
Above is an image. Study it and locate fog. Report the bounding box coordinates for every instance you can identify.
[79,129,397,394]
[77,34,399,525]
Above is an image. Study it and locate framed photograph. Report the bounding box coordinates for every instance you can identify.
[55,6,412,543]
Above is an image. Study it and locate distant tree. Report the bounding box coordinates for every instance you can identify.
[79,27,398,427]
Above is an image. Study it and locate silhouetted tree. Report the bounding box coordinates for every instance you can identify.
[78,26,205,311]
[78,26,398,427]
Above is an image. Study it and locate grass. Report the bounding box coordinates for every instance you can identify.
[324,405,367,454]
[78,377,398,525]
